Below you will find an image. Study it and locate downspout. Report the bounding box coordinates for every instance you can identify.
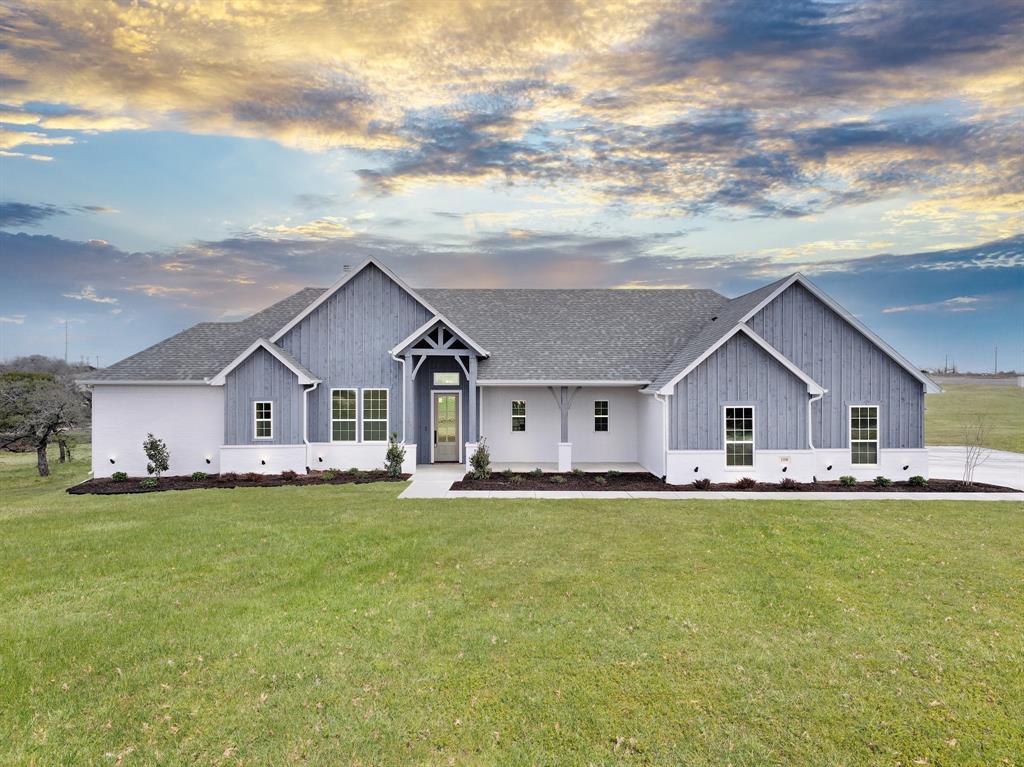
[807,391,824,450]
[390,352,406,443]
[654,392,669,478]
[303,381,320,445]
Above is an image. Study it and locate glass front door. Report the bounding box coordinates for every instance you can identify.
[433,392,460,462]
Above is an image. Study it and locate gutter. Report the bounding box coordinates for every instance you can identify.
[390,352,407,443]
[807,391,825,450]
[654,392,669,478]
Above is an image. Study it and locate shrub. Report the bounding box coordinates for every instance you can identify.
[469,438,492,480]
[873,475,893,488]
[908,475,928,487]
[218,472,239,483]
[692,478,712,490]
[529,468,544,477]
[838,475,857,487]
[571,467,584,476]
[734,476,757,489]
[280,469,298,481]
[111,471,128,482]
[384,433,406,478]
[190,471,208,481]
[243,472,263,482]
[605,469,621,478]
[139,478,158,489]
[594,475,607,485]
[143,433,170,478]
[348,467,362,476]
[779,477,798,490]
[509,475,525,485]
[549,475,567,485]
[321,471,336,481]
[501,468,514,479]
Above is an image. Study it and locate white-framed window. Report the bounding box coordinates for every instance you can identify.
[254,401,273,440]
[850,405,879,465]
[331,388,356,442]
[594,400,609,432]
[433,371,459,386]
[724,406,754,467]
[362,388,389,442]
[511,400,526,432]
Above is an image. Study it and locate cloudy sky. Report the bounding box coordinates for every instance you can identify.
[1,0,1021,371]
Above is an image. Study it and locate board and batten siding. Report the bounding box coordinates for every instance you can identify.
[224,347,305,445]
[278,263,434,443]
[747,282,924,449]
[670,331,809,451]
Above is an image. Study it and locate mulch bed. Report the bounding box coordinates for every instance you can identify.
[68,470,409,495]
[450,471,1018,493]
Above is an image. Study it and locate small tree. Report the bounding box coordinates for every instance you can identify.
[960,414,991,486]
[469,438,491,480]
[384,432,406,478]
[143,433,170,479]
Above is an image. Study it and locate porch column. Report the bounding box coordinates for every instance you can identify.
[467,354,478,442]
[549,385,579,471]
[403,352,415,445]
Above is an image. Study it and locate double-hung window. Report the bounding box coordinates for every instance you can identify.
[850,406,879,465]
[331,389,356,442]
[511,400,526,432]
[254,401,273,439]
[362,389,388,442]
[594,400,609,432]
[724,406,754,467]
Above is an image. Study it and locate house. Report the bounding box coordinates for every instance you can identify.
[79,257,939,484]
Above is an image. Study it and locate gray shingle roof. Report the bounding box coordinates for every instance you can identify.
[85,276,798,387]
[644,275,793,392]
[419,288,728,381]
[79,288,324,382]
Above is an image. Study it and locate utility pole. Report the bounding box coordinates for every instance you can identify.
[64,320,69,363]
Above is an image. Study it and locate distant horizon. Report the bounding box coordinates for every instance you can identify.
[1,1,1021,371]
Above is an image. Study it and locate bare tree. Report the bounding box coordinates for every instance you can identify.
[960,414,991,486]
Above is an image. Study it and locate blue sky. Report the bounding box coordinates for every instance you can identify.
[0,0,1021,371]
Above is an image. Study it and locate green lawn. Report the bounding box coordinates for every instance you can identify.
[926,383,1024,453]
[1,449,1022,766]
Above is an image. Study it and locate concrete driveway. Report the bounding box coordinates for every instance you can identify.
[928,446,1024,490]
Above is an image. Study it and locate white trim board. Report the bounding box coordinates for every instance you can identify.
[390,316,490,358]
[207,338,320,386]
[657,324,827,396]
[478,380,649,387]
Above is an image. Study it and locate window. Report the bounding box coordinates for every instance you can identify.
[433,371,459,386]
[850,406,879,465]
[331,389,356,442]
[724,406,754,467]
[594,400,609,431]
[511,400,526,432]
[362,389,388,442]
[254,401,273,439]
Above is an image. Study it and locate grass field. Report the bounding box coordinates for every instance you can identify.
[1,448,1022,766]
[926,383,1024,453]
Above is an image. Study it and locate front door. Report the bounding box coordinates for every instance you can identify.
[433,392,460,462]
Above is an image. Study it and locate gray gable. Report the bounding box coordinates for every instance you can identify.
[418,288,728,381]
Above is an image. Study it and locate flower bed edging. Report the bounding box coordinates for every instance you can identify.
[450,471,1016,493]
[68,470,410,495]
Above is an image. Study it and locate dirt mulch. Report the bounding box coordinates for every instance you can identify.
[68,470,409,495]
[450,471,1018,493]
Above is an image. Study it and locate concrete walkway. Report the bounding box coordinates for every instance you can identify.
[927,446,1024,490]
[399,448,1024,501]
